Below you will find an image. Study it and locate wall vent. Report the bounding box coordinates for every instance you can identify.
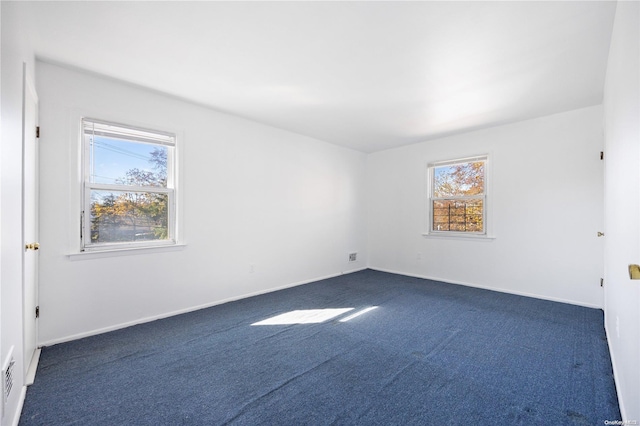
[348,252,357,262]
[2,347,15,417]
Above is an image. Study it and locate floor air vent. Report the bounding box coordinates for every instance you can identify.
[2,346,15,415]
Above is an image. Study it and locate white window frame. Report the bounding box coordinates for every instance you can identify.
[81,118,177,252]
[426,155,489,238]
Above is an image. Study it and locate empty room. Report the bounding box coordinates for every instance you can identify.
[1,1,638,425]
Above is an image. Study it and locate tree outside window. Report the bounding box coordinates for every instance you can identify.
[429,157,486,234]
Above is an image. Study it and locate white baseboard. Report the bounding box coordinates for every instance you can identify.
[604,321,627,422]
[39,267,368,347]
[11,386,27,426]
[369,267,602,309]
[25,348,41,386]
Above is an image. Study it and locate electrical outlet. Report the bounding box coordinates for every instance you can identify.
[348,252,357,262]
[417,252,422,262]
[249,264,255,273]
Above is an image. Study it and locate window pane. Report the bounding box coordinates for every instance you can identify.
[90,190,169,243]
[433,161,484,197]
[89,136,168,187]
[433,199,484,232]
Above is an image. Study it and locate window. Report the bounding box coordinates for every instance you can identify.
[428,155,487,235]
[82,118,176,251]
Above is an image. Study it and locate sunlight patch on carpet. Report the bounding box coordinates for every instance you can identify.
[339,306,378,322]
[251,308,354,325]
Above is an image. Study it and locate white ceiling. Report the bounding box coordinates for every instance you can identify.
[27,1,616,153]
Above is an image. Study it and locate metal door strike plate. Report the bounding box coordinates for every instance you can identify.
[629,264,640,280]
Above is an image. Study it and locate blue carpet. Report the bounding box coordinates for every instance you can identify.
[20,270,620,425]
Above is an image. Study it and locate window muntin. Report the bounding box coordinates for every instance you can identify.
[429,156,487,234]
[82,119,176,251]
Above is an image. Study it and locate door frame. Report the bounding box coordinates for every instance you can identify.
[22,62,40,384]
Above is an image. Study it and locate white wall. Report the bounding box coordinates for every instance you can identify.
[36,61,367,345]
[603,1,640,421]
[1,2,36,425]
[367,105,605,308]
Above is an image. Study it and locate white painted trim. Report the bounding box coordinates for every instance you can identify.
[12,386,27,426]
[39,267,368,347]
[421,233,496,241]
[369,267,602,309]
[605,321,627,422]
[80,117,178,252]
[25,348,41,386]
[68,244,186,260]
[67,108,187,258]
[425,154,493,237]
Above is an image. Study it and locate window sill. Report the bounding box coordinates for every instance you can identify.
[68,243,186,261]
[421,233,496,241]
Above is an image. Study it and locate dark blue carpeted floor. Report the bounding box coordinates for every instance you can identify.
[20,270,620,425]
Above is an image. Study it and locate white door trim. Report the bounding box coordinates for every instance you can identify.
[21,62,40,385]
